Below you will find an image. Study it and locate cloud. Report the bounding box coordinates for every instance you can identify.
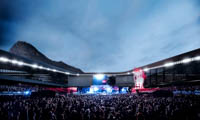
[0,0,200,72]
[110,0,200,71]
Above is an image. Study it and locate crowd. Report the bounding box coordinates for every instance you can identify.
[161,85,200,91]
[0,93,200,120]
[0,85,44,92]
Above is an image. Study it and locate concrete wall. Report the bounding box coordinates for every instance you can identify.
[115,75,134,87]
[68,75,134,87]
[68,75,93,87]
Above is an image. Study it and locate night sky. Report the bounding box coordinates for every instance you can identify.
[0,0,200,72]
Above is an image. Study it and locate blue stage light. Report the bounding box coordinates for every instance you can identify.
[121,88,126,92]
[94,86,99,91]
[88,88,94,93]
[24,90,31,95]
[121,87,128,93]
[106,87,112,93]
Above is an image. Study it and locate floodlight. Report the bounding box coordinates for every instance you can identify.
[143,68,149,72]
[11,60,18,64]
[194,56,200,61]
[17,61,24,66]
[46,68,51,71]
[31,64,39,69]
[164,62,174,67]
[182,58,192,63]
[65,72,70,75]
[0,57,9,62]
[38,66,44,69]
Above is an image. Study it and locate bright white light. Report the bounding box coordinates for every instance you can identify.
[93,87,99,91]
[65,72,70,75]
[0,56,69,75]
[38,66,44,69]
[121,88,126,93]
[127,72,130,75]
[194,56,200,61]
[76,73,80,76]
[11,60,18,64]
[88,88,94,93]
[24,91,31,95]
[143,68,149,72]
[0,57,9,62]
[182,58,192,63]
[46,68,51,71]
[164,62,174,67]
[31,64,39,69]
[94,74,105,80]
[17,61,24,66]
[106,87,112,93]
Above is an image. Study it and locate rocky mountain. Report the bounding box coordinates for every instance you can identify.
[9,41,83,73]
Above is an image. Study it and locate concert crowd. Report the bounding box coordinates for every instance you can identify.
[0,93,200,120]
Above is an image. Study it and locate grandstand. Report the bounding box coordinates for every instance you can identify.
[141,48,200,88]
[0,47,200,91]
[0,45,200,120]
[0,49,69,87]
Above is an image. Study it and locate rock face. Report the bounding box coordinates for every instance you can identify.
[9,41,83,73]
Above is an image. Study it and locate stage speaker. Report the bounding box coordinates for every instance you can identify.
[108,76,116,86]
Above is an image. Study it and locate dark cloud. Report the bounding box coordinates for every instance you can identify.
[0,0,15,46]
[0,0,44,47]
[0,0,200,72]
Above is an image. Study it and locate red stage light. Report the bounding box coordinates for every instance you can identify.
[102,80,107,83]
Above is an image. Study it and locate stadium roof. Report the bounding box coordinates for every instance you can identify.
[139,48,200,70]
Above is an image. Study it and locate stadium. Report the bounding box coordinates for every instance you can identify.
[1,1,200,120]
[0,41,200,120]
